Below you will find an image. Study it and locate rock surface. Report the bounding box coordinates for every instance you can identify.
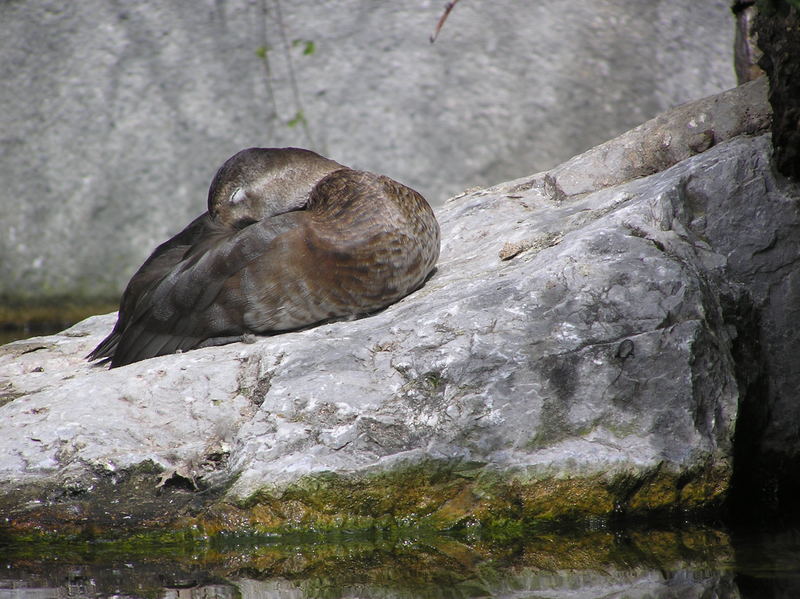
[0,0,736,304]
[755,2,800,179]
[3,80,794,534]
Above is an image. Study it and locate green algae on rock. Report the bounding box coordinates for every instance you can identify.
[188,459,729,539]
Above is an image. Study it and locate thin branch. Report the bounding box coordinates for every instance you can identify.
[430,0,463,44]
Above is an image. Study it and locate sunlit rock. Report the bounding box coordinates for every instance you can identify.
[2,81,795,534]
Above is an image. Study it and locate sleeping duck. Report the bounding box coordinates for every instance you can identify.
[88,147,440,367]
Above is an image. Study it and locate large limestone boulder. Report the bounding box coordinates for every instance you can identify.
[2,79,790,535]
[0,0,736,304]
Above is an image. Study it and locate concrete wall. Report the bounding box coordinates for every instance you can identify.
[0,0,736,302]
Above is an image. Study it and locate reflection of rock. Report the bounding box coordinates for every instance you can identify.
[0,566,238,599]
[233,567,734,599]
[0,527,737,599]
[1,82,796,534]
[734,527,800,597]
[163,585,238,599]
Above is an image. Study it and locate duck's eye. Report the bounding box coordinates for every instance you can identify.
[230,187,247,204]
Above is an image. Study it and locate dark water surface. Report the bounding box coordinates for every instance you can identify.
[2,525,799,599]
[0,324,74,347]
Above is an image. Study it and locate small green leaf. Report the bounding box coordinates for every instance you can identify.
[287,110,306,128]
[292,39,315,55]
[255,45,271,60]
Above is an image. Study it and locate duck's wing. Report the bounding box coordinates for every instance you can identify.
[107,212,305,367]
[303,169,441,308]
[237,169,441,332]
[87,213,212,362]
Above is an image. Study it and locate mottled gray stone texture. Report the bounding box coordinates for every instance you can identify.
[4,74,795,525]
[0,0,735,302]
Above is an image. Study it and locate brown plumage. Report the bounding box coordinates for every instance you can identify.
[88,147,440,367]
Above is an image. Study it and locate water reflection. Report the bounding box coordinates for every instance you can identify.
[0,571,735,599]
[0,323,80,347]
[2,525,799,598]
[733,527,800,599]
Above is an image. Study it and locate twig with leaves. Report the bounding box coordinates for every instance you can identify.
[273,0,315,147]
[255,0,316,148]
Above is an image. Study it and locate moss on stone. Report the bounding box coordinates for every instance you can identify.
[621,461,730,516]
[188,459,730,538]
[0,458,734,590]
[1,456,730,546]
[543,477,615,518]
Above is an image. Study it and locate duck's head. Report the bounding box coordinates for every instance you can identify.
[207,147,343,225]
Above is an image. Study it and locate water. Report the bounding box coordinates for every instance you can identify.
[2,525,799,598]
[0,324,73,347]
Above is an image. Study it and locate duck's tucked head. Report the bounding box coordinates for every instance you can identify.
[208,147,343,225]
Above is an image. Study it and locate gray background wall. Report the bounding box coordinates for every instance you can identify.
[0,0,736,303]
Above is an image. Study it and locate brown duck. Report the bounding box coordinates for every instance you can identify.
[88,148,440,367]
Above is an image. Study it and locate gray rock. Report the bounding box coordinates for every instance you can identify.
[545,77,770,198]
[0,0,736,303]
[3,82,794,530]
